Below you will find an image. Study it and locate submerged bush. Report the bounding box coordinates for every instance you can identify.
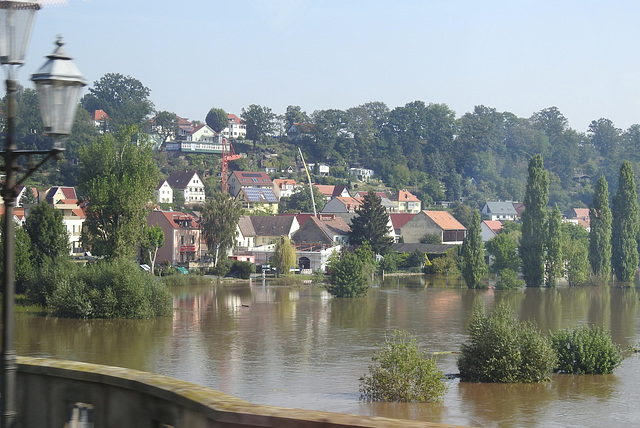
[33,258,172,319]
[359,330,447,402]
[457,303,556,383]
[495,268,524,290]
[550,325,622,374]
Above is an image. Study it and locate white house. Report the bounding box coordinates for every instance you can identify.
[349,167,374,182]
[221,113,247,139]
[481,202,519,221]
[155,180,173,204]
[167,171,205,206]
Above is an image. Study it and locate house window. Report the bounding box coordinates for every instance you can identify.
[181,236,184,245]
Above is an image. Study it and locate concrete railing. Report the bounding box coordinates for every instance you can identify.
[16,356,464,428]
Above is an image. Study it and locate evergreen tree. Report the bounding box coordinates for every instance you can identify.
[461,210,487,289]
[611,161,640,282]
[24,202,69,265]
[545,204,563,287]
[520,154,549,287]
[589,176,612,279]
[349,190,393,255]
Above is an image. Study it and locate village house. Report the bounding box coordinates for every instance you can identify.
[221,113,247,139]
[481,201,519,221]
[236,215,300,249]
[227,171,273,197]
[154,179,173,204]
[564,207,590,231]
[321,196,363,213]
[91,109,109,133]
[389,189,421,214]
[273,178,300,198]
[481,220,504,242]
[42,186,86,254]
[147,210,201,265]
[313,184,350,201]
[167,171,205,206]
[349,167,374,182]
[400,210,466,244]
[235,188,279,214]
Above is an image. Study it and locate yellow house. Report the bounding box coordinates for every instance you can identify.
[235,188,279,214]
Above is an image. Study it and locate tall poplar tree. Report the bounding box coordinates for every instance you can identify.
[520,154,549,287]
[611,161,640,282]
[545,204,563,287]
[349,190,393,255]
[589,176,612,279]
[461,210,487,289]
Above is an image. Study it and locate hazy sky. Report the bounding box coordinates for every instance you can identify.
[18,0,640,132]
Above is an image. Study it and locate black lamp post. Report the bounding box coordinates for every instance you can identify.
[0,2,86,426]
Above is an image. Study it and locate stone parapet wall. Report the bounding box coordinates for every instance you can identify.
[16,356,467,428]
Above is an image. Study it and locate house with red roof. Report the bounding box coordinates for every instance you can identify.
[313,184,349,201]
[481,220,504,242]
[389,189,421,213]
[400,210,466,244]
[147,210,201,264]
[273,178,300,198]
[91,109,109,133]
[565,207,590,231]
[321,196,363,213]
[41,186,86,254]
[221,113,247,139]
[228,171,273,197]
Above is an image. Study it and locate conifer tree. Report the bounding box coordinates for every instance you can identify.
[545,204,563,287]
[589,176,612,279]
[349,190,393,255]
[611,161,639,282]
[461,210,487,289]
[520,154,549,287]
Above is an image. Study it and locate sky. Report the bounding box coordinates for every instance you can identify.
[17,0,640,133]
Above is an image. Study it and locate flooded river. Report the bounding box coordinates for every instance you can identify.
[15,276,640,427]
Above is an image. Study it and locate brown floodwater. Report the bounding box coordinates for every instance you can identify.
[14,276,640,427]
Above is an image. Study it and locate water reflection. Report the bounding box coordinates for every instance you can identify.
[13,276,640,426]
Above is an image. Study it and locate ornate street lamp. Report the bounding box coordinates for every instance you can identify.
[0,2,86,426]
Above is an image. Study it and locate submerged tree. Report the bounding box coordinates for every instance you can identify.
[461,210,486,289]
[545,204,563,287]
[201,192,243,266]
[611,161,640,282]
[273,235,297,275]
[589,176,612,279]
[520,154,549,287]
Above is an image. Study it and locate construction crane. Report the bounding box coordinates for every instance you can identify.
[221,137,242,193]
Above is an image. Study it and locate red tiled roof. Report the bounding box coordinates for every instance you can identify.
[390,189,420,202]
[483,220,503,233]
[92,109,109,121]
[390,213,416,229]
[232,171,273,185]
[423,210,466,230]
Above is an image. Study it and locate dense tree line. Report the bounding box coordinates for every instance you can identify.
[6,72,640,213]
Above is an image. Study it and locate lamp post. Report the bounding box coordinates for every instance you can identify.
[0,2,86,426]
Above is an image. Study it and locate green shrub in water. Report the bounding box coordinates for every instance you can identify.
[41,258,172,319]
[550,325,622,374]
[457,302,556,383]
[359,330,447,402]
